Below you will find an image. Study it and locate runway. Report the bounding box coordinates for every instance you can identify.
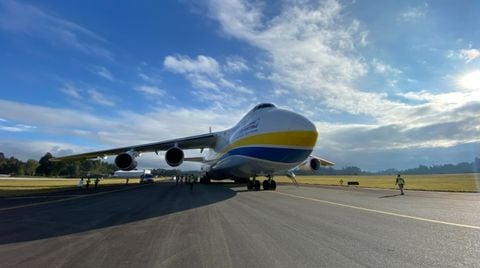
[0,182,479,267]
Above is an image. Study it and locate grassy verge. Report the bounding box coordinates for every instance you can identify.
[275,173,480,192]
[1,174,479,196]
[0,178,145,197]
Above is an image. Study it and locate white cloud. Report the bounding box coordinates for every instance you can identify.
[0,0,112,59]
[225,56,249,73]
[458,49,480,63]
[0,116,37,132]
[138,72,161,84]
[207,0,408,121]
[0,124,37,132]
[447,48,480,63]
[60,84,115,106]
[91,66,115,81]
[164,55,220,75]
[371,58,402,76]
[163,54,253,104]
[399,3,428,22]
[87,89,115,106]
[134,85,165,97]
[0,140,81,162]
[60,84,82,99]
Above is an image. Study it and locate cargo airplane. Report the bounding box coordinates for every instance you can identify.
[51,103,333,191]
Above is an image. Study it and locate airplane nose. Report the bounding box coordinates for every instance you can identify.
[273,109,317,133]
[263,108,318,148]
[293,112,317,133]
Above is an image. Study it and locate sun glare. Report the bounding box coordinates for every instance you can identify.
[458,70,480,90]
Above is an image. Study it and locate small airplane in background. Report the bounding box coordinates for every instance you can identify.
[51,103,334,191]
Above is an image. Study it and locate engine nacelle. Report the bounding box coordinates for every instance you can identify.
[165,147,184,167]
[114,152,138,171]
[298,157,321,171]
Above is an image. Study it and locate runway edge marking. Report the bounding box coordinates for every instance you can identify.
[0,184,148,212]
[272,191,480,230]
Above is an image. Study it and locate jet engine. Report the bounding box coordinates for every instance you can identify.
[165,147,184,167]
[114,152,138,171]
[298,157,321,171]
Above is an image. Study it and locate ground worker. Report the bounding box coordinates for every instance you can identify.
[126,178,129,185]
[86,178,91,189]
[395,174,405,195]
[94,177,100,188]
[78,177,84,191]
[189,175,195,191]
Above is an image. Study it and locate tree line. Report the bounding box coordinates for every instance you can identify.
[1,152,479,177]
[309,158,480,176]
[0,152,116,177]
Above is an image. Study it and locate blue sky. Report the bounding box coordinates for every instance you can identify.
[0,0,479,171]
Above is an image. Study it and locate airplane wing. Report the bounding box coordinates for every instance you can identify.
[311,155,335,166]
[292,155,334,172]
[183,157,205,163]
[50,133,217,162]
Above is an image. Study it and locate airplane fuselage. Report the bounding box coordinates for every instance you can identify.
[203,104,318,180]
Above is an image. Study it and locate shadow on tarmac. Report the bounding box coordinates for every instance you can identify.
[0,182,236,244]
[379,193,403,198]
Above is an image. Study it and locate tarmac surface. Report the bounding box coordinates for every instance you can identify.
[0,181,479,267]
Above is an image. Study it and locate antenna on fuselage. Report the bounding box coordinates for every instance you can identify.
[209,126,212,133]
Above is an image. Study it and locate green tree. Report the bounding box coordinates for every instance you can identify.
[36,152,55,176]
[25,159,39,176]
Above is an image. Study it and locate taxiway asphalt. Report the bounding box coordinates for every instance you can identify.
[0,182,479,267]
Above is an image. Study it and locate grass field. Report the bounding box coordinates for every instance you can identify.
[0,178,145,197]
[1,174,479,197]
[276,173,480,192]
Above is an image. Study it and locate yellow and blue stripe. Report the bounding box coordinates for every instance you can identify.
[217,131,317,164]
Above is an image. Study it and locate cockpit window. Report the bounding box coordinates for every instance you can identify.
[252,103,276,111]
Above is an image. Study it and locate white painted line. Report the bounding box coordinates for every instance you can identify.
[272,191,480,230]
[0,184,148,212]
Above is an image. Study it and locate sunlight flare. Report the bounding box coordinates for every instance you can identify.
[458,70,480,90]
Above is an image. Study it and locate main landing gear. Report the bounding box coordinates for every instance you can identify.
[246,178,260,191]
[247,176,276,191]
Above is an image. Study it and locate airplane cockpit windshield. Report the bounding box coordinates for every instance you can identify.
[251,103,276,112]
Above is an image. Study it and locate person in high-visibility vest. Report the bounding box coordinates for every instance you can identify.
[395,174,405,195]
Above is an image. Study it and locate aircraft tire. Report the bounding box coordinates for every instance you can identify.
[262,180,270,190]
[270,180,277,190]
[247,181,253,190]
[254,180,261,191]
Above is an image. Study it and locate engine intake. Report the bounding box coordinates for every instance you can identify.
[299,157,321,171]
[165,147,184,167]
[115,152,138,171]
